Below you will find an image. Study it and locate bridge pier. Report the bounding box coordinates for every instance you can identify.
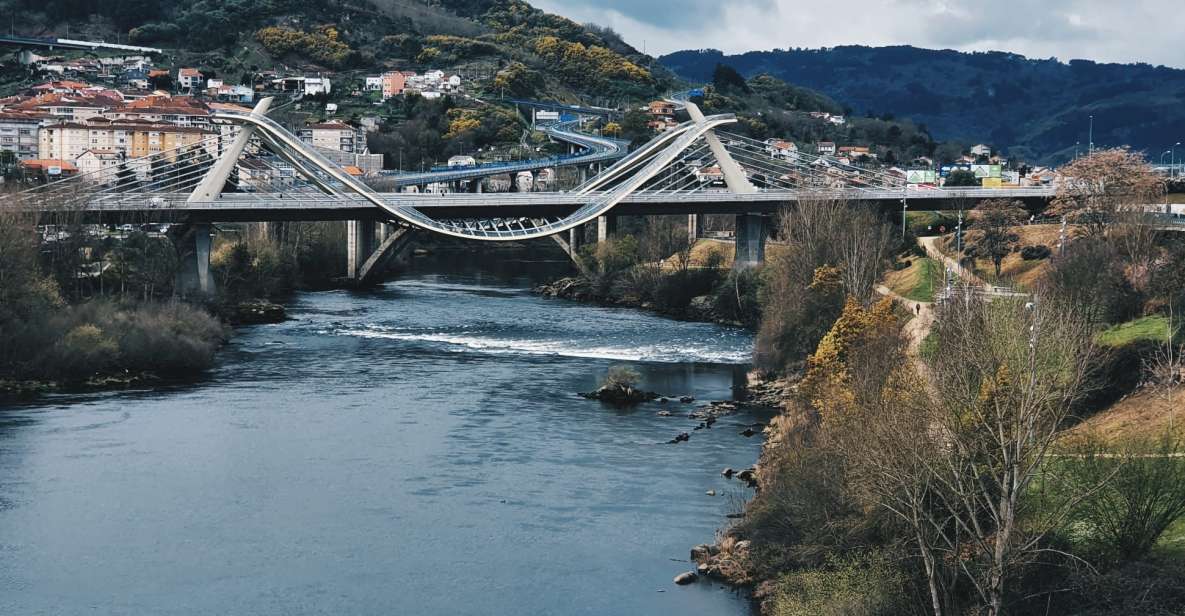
[347,219,377,280]
[597,214,617,243]
[688,214,704,243]
[174,223,215,297]
[734,213,767,269]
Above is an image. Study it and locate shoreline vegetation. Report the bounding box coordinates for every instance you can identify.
[0,208,348,396]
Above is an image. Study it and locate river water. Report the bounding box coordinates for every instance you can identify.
[0,257,763,615]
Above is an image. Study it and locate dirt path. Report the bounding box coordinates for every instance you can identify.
[919,235,987,287]
[875,284,935,355]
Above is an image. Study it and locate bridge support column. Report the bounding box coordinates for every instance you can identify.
[352,227,415,286]
[688,214,704,243]
[174,223,215,297]
[597,214,617,243]
[734,213,767,269]
[347,219,377,280]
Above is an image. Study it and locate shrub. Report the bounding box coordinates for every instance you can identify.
[1059,433,1185,564]
[45,324,119,381]
[768,551,913,616]
[1021,244,1052,260]
[601,365,640,390]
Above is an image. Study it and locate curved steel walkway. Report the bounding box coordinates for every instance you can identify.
[209,105,739,241]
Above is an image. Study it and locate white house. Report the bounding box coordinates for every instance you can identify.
[177,68,204,90]
[365,76,383,91]
[75,149,125,184]
[765,139,798,160]
[303,77,331,96]
[970,144,992,157]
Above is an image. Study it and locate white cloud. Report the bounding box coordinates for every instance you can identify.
[532,0,1185,68]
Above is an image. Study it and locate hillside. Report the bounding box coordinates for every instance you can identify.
[6,0,670,102]
[659,46,1185,164]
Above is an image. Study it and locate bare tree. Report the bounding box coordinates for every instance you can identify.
[1049,147,1164,239]
[922,293,1098,615]
[969,199,1024,279]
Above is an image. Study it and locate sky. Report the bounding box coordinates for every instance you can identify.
[531,0,1185,68]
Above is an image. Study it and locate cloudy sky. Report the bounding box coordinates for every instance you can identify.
[532,0,1185,68]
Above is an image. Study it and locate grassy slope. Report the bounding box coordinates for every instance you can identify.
[1096,315,1178,347]
[885,257,938,302]
[934,223,1062,288]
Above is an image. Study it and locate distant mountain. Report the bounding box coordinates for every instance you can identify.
[659,46,1185,164]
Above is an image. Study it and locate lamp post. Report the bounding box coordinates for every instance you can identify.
[1088,115,1094,156]
[1174,142,1182,178]
[901,193,908,241]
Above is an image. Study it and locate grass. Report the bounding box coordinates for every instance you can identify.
[885,257,939,302]
[1096,315,1179,347]
[919,330,939,361]
[1156,516,1185,561]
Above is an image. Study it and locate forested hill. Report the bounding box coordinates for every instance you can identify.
[659,46,1185,164]
[3,0,670,101]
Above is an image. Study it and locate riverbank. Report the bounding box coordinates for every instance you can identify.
[0,298,288,397]
[534,274,754,328]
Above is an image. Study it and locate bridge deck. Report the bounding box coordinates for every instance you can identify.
[22,187,1058,223]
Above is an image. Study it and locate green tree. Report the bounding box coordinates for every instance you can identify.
[945,169,980,187]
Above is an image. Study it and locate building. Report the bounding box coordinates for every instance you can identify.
[0,112,47,160]
[206,84,254,103]
[9,92,115,121]
[303,77,331,96]
[297,120,362,152]
[970,144,992,157]
[75,148,125,181]
[178,68,204,90]
[764,139,798,160]
[648,101,676,117]
[297,120,384,174]
[19,158,77,180]
[365,76,383,91]
[817,141,837,156]
[38,117,217,162]
[381,71,406,100]
[838,146,874,159]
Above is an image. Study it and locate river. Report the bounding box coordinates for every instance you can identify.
[0,256,764,615]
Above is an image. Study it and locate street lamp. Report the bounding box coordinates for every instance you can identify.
[1088,115,1094,156]
[1173,142,1182,178]
[1164,150,1173,167]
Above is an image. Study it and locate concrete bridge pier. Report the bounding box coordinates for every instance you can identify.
[734,213,767,269]
[687,214,704,243]
[347,219,377,280]
[597,214,617,243]
[347,220,416,286]
[174,223,215,297]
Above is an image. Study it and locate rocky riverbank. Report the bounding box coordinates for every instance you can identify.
[681,373,797,608]
[534,277,747,328]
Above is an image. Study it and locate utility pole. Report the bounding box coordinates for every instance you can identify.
[901,191,908,241]
[1088,115,1094,156]
[1058,216,1067,256]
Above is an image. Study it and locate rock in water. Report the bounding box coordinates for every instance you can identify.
[578,384,660,406]
[233,300,286,325]
[673,571,698,585]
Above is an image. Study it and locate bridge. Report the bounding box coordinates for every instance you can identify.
[3,96,1058,294]
[0,34,162,55]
